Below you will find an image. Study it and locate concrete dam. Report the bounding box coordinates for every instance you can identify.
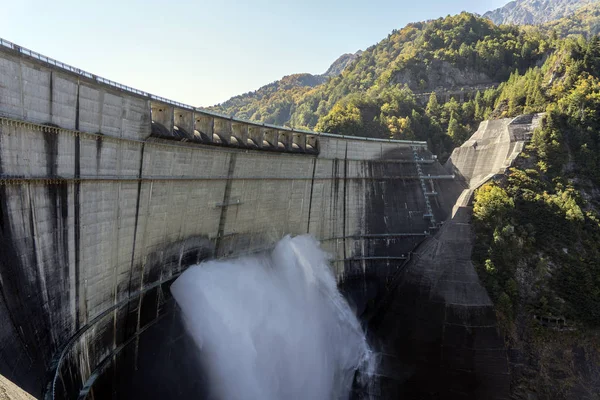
[0,38,541,399]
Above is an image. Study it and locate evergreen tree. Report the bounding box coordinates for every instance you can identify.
[447,112,463,144]
[474,91,484,120]
[426,92,441,117]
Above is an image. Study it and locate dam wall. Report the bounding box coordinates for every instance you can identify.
[366,114,543,399]
[0,40,451,399]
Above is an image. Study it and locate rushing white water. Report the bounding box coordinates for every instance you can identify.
[171,235,374,400]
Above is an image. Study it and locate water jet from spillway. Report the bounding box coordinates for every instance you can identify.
[171,235,374,400]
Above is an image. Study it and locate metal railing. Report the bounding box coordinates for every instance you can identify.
[0,37,428,146]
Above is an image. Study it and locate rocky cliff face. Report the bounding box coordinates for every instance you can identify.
[392,60,493,91]
[497,153,600,400]
[322,51,363,77]
[484,0,596,25]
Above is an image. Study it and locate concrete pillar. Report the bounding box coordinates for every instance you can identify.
[194,114,214,142]
[232,123,249,147]
[248,126,264,148]
[278,131,293,151]
[306,135,318,154]
[150,102,173,134]
[213,117,231,144]
[263,129,277,148]
[174,108,194,139]
[292,132,306,152]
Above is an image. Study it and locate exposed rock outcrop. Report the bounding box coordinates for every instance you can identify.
[392,60,493,91]
[484,0,595,25]
[322,51,363,77]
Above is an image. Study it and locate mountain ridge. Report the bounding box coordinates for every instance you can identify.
[212,12,548,137]
[322,50,363,77]
[542,1,600,36]
[209,50,362,122]
[484,0,596,25]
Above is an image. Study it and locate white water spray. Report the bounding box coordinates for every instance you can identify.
[171,235,374,400]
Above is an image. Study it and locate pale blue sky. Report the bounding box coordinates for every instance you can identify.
[3,0,507,106]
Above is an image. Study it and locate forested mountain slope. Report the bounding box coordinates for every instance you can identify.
[210,73,325,125]
[484,0,596,25]
[471,36,600,398]
[543,1,600,36]
[210,13,551,161]
[212,3,600,139]
[209,51,360,124]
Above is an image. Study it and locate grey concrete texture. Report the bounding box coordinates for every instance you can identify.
[0,40,542,400]
[367,114,542,399]
[0,47,438,399]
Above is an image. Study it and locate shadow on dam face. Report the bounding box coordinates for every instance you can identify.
[55,147,506,400]
[75,239,374,400]
[338,147,443,319]
[51,146,434,400]
[0,105,440,399]
[46,237,215,400]
[0,140,463,400]
[89,301,209,400]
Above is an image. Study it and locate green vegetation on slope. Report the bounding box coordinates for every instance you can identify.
[543,1,600,38]
[471,37,600,397]
[209,73,325,125]
[209,51,361,125]
[312,87,495,160]
[473,36,600,330]
[211,6,600,159]
[211,12,551,158]
[295,12,549,130]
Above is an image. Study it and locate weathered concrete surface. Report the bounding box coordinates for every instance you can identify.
[0,42,443,399]
[0,38,541,400]
[445,114,542,213]
[0,376,35,400]
[365,115,542,399]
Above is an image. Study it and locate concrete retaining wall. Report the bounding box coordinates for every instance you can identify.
[366,114,542,399]
[0,43,445,399]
